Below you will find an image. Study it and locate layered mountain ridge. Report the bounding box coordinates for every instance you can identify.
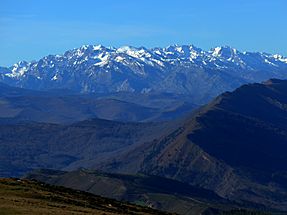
[1,45,287,103]
[0,83,197,123]
[1,79,287,211]
[2,43,287,213]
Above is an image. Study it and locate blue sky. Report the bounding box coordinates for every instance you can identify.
[1,0,286,66]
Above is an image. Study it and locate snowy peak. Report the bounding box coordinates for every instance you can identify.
[273,54,287,63]
[160,44,203,60]
[1,44,287,98]
[4,45,287,78]
[210,46,239,59]
[8,61,30,78]
[116,46,152,59]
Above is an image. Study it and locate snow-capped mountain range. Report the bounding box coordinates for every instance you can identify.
[1,44,287,103]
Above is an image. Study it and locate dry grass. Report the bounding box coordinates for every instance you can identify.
[0,178,170,215]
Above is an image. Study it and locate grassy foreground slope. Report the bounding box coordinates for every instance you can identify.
[25,169,282,215]
[26,169,231,215]
[0,178,171,215]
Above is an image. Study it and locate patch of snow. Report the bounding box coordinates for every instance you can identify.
[154,50,162,55]
[273,54,287,63]
[212,47,222,57]
[190,50,199,60]
[175,46,184,53]
[51,74,58,81]
[93,45,104,51]
[264,59,278,67]
[94,54,109,67]
[6,64,28,78]
[115,56,125,62]
[140,57,153,66]
[117,79,135,92]
[151,59,164,67]
[117,46,151,59]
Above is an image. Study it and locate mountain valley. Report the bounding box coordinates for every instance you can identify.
[1,79,287,214]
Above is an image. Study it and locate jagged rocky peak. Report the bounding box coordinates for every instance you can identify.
[210,46,240,59]
[63,44,113,60]
[7,60,30,78]
[161,44,203,58]
[0,44,287,102]
[116,45,152,59]
[273,54,287,63]
[14,60,29,67]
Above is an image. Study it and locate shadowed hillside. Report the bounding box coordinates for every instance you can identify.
[1,79,287,212]
[96,79,287,211]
